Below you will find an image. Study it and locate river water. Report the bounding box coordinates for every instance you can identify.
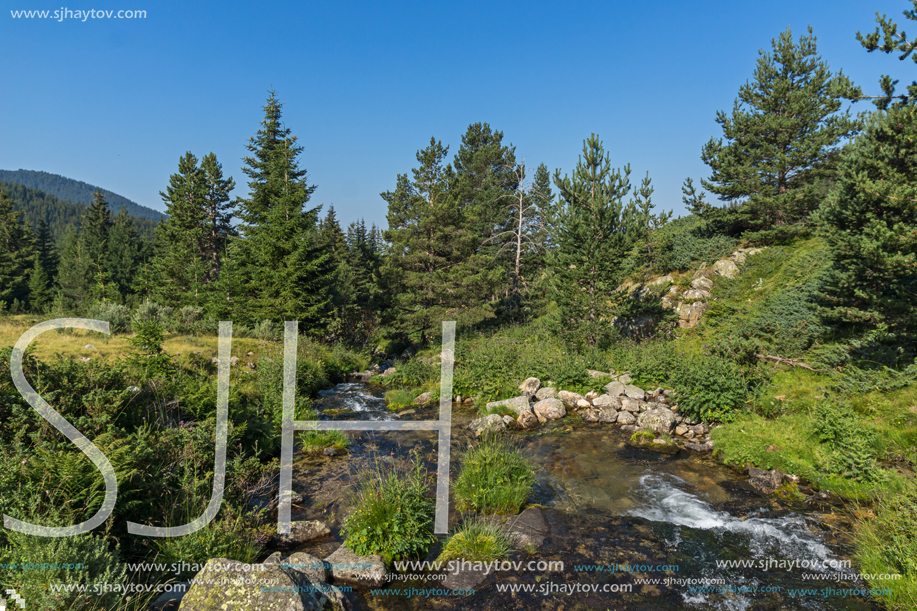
[282,382,880,611]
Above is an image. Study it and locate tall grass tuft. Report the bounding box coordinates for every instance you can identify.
[453,434,535,515]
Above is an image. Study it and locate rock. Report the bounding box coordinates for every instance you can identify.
[78,357,91,363]
[783,473,800,484]
[684,441,713,453]
[84,344,97,350]
[616,411,636,425]
[619,397,642,413]
[501,507,548,549]
[263,551,283,566]
[518,377,541,398]
[691,277,713,291]
[637,406,677,435]
[556,390,584,407]
[585,390,599,401]
[485,396,531,416]
[575,398,592,409]
[323,447,345,457]
[325,544,388,587]
[127,386,141,393]
[179,558,341,611]
[247,361,256,370]
[534,387,557,400]
[468,414,507,437]
[586,369,609,378]
[684,430,695,439]
[691,424,708,436]
[229,356,240,366]
[592,394,621,409]
[604,381,626,396]
[623,385,645,400]
[284,552,330,583]
[674,424,689,436]
[502,415,515,427]
[413,391,432,404]
[455,395,462,403]
[712,259,739,279]
[619,424,637,433]
[246,351,255,356]
[273,521,331,549]
[649,274,674,287]
[517,410,540,430]
[683,288,710,300]
[677,301,708,328]
[748,467,784,494]
[463,397,475,405]
[533,398,566,421]
[382,367,396,376]
[582,406,618,424]
[617,374,633,384]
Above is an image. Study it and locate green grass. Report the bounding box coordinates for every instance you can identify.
[453,435,535,515]
[385,388,417,412]
[436,518,511,564]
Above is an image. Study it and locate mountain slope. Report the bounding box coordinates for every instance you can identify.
[0,169,165,222]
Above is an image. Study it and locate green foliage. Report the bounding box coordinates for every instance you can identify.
[0,187,34,309]
[87,301,131,334]
[816,104,917,330]
[669,353,749,423]
[437,518,511,564]
[651,215,738,271]
[811,400,880,482]
[701,26,861,228]
[342,452,436,563]
[384,388,416,411]
[856,0,917,110]
[453,435,535,514]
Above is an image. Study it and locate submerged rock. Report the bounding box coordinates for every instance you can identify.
[469,414,507,437]
[582,406,618,424]
[325,544,388,587]
[747,467,784,494]
[273,520,331,549]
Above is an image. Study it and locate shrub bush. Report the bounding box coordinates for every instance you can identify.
[669,353,748,423]
[87,301,131,334]
[453,435,535,514]
[437,518,511,564]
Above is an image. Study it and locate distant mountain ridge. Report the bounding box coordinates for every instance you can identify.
[0,169,165,222]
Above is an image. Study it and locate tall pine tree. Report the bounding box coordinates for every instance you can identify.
[0,187,34,308]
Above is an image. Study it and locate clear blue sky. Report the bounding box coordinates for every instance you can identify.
[1,0,913,228]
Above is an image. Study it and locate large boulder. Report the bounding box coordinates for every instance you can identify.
[517,410,541,430]
[535,387,557,400]
[748,467,784,494]
[592,394,621,409]
[325,544,389,587]
[413,391,433,404]
[604,381,626,396]
[623,385,646,400]
[691,276,713,291]
[556,390,584,407]
[485,395,531,415]
[712,259,739,279]
[533,398,566,422]
[616,411,636,425]
[283,552,329,583]
[518,377,541,398]
[272,521,331,549]
[582,406,618,424]
[179,558,341,611]
[468,414,507,437]
[619,397,643,413]
[637,406,677,435]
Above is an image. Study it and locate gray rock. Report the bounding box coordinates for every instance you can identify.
[691,423,708,436]
[674,424,689,436]
[382,367,396,376]
[683,288,710,300]
[533,398,566,421]
[691,276,713,291]
[582,406,618,424]
[468,414,507,437]
[84,344,97,350]
[712,258,740,279]
[617,374,633,385]
[273,520,331,549]
[575,398,592,409]
[604,381,626,397]
[229,356,240,366]
[413,391,432,404]
[619,424,638,433]
[501,507,548,549]
[686,441,714,453]
[502,415,515,427]
[619,397,643,413]
[748,467,784,494]
[263,551,284,566]
[637,406,677,435]
[323,447,345,457]
[517,410,540,430]
[284,552,329,583]
[325,544,388,587]
[616,411,636,425]
[623,384,645,400]
[485,395,531,415]
[518,377,541,397]
[592,394,621,409]
[586,369,609,378]
[556,390,584,407]
[534,387,557,400]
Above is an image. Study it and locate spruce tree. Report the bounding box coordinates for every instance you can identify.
[0,187,34,307]
[200,152,236,282]
[701,27,861,232]
[237,91,331,328]
[382,137,497,343]
[633,173,672,272]
[816,104,917,329]
[108,206,143,301]
[857,0,917,109]
[34,218,59,282]
[82,190,114,302]
[27,260,53,313]
[548,134,640,348]
[56,224,91,310]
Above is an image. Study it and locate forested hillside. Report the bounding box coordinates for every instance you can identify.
[0,169,165,221]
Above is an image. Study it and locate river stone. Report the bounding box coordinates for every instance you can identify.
[575,398,592,409]
[619,397,642,413]
[691,423,708,436]
[582,406,618,424]
[604,381,626,396]
[469,414,507,437]
[535,387,557,400]
[623,385,645,400]
[685,440,713,453]
[592,394,621,409]
[485,395,531,415]
[179,558,340,611]
[501,507,548,549]
[519,377,541,397]
[273,520,331,549]
[502,415,516,427]
[617,374,633,384]
[748,467,784,494]
[517,410,540,430]
[637,406,677,435]
[616,411,636,425]
[382,367,396,376]
[325,544,388,587]
[674,424,689,436]
[712,258,739,279]
[284,552,330,583]
[264,552,283,566]
[534,398,566,421]
[556,390,584,407]
[691,276,713,291]
[586,369,608,378]
[413,391,432,404]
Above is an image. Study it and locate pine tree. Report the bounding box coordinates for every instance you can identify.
[108,206,143,301]
[56,224,91,310]
[382,137,497,343]
[816,104,917,329]
[548,134,640,348]
[237,91,331,328]
[0,187,34,307]
[633,173,672,272]
[200,152,236,283]
[34,218,59,282]
[701,27,861,232]
[857,0,917,109]
[27,259,53,313]
[81,190,114,302]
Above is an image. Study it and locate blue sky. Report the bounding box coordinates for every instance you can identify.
[1,0,913,228]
